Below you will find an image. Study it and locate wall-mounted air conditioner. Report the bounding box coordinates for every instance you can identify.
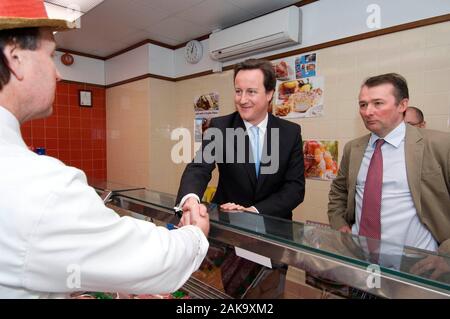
[209,6,302,62]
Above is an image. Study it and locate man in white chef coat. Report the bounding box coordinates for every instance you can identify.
[0,0,209,298]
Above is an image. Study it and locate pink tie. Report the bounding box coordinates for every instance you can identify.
[359,139,385,240]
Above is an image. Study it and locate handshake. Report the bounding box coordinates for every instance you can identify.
[178,197,210,237]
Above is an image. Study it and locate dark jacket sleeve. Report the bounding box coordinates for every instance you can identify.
[175,122,217,205]
[254,125,305,219]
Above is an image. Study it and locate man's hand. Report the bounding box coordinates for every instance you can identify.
[179,198,210,237]
[220,202,256,213]
[410,255,450,280]
[338,225,352,233]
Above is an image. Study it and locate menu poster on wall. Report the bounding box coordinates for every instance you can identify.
[272,58,295,81]
[194,118,211,142]
[303,140,338,181]
[295,53,317,78]
[273,76,324,119]
[194,92,219,118]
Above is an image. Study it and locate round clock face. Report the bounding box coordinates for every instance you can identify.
[184,40,203,64]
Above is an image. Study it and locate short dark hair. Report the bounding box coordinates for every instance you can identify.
[362,73,409,104]
[0,28,41,91]
[405,106,424,123]
[233,58,276,92]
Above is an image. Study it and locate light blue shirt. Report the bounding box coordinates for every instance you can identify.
[242,113,268,164]
[353,121,438,252]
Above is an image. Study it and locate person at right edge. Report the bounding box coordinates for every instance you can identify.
[327,73,450,279]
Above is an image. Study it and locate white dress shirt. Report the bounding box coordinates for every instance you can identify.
[0,106,208,298]
[352,121,438,252]
[178,113,269,214]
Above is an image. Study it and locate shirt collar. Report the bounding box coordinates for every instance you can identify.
[243,112,268,133]
[369,121,405,148]
[0,105,21,134]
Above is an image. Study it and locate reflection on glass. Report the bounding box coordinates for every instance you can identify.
[113,188,450,292]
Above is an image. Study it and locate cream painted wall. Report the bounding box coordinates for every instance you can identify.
[106,79,151,187]
[107,21,450,224]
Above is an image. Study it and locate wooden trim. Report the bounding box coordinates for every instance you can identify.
[60,79,105,88]
[56,49,105,61]
[103,13,450,88]
[173,34,209,50]
[175,70,214,82]
[295,0,319,7]
[104,39,176,60]
[262,13,450,62]
[106,73,175,88]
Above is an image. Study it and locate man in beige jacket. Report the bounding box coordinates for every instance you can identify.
[328,73,450,257]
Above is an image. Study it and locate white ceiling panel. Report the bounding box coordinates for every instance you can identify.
[54,0,305,57]
[177,0,250,31]
[132,0,206,15]
[145,16,207,42]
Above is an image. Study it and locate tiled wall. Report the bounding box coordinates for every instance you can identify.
[21,81,107,182]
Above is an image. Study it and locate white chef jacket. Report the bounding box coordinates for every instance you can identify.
[0,106,208,298]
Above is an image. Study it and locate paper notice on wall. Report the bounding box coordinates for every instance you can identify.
[235,247,272,269]
[194,92,219,118]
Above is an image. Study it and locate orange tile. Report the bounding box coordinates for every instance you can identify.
[32,126,45,138]
[46,138,58,149]
[45,127,58,138]
[81,128,92,140]
[57,128,70,139]
[58,117,70,128]
[57,106,69,117]
[56,95,69,106]
[69,106,80,117]
[70,139,82,150]
[21,127,32,139]
[47,149,58,158]
[56,82,69,95]
[58,138,71,150]
[80,118,92,129]
[45,116,58,127]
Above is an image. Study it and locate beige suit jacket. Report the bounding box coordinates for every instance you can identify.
[328,124,450,254]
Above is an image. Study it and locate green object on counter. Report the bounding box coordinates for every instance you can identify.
[91,292,115,299]
[171,290,186,298]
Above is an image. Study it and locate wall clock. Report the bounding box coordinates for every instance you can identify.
[184,40,203,64]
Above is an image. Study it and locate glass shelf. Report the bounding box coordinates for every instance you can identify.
[114,188,450,297]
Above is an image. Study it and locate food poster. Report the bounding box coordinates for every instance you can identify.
[303,140,338,180]
[295,53,317,78]
[273,76,324,119]
[272,58,295,81]
[194,92,219,118]
[194,117,211,142]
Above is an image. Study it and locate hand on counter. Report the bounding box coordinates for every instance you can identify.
[410,255,450,280]
[220,202,257,213]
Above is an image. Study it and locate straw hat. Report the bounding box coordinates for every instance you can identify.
[0,0,76,31]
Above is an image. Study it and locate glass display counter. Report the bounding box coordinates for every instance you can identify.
[100,186,450,299]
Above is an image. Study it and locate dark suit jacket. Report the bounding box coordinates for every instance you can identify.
[328,124,450,254]
[176,112,305,220]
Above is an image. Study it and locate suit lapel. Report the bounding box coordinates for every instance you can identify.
[348,135,370,197]
[232,114,257,188]
[404,125,423,213]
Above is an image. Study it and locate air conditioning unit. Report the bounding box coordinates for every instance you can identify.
[209,6,301,62]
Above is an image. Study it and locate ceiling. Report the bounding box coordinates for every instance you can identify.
[55,0,305,58]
